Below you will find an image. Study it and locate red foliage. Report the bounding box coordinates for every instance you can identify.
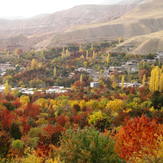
[74,80,80,87]
[115,114,163,161]
[22,124,30,135]
[43,124,56,137]
[138,69,150,80]
[74,115,83,124]
[1,110,16,132]
[24,103,41,120]
[56,114,67,126]
[11,100,21,108]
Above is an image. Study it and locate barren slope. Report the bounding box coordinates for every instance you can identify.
[112,30,163,54]
[46,0,163,54]
[0,4,136,51]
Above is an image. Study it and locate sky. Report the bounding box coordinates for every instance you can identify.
[0,0,119,18]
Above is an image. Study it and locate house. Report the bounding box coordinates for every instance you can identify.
[90,82,99,88]
[119,81,141,88]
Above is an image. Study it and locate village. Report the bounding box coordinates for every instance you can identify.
[0,52,162,95]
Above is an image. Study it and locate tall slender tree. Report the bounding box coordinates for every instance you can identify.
[121,75,124,89]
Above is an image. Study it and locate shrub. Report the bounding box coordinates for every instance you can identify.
[10,123,22,140]
[57,127,125,163]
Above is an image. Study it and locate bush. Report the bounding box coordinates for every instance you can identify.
[10,123,22,140]
[57,127,125,163]
[0,135,10,158]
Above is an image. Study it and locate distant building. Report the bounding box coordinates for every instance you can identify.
[90,82,99,88]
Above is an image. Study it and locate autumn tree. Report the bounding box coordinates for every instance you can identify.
[149,66,163,93]
[31,59,37,70]
[5,81,11,95]
[54,67,56,78]
[86,50,89,59]
[80,74,83,84]
[107,54,110,64]
[115,114,163,161]
[121,75,124,89]
[142,74,146,87]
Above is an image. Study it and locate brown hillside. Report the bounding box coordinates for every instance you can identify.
[46,0,163,53]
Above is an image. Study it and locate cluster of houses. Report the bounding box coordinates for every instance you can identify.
[0,85,70,95]
[0,62,15,76]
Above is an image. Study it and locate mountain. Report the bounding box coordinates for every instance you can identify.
[46,0,163,54]
[1,0,162,54]
[102,0,148,5]
[118,0,149,5]
[0,4,136,51]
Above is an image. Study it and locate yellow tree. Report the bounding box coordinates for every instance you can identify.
[99,69,103,80]
[66,49,69,56]
[159,72,163,92]
[149,66,160,93]
[91,44,93,51]
[119,37,123,44]
[80,74,83,83]
[93,51,96,59]
[107,54,110,64]
[142,74,146,87]
[86,50,89,59]
[4,48,7,53]
[121,75,124,89]
[54,67,56,78]
[7,51,9,55]
[62,51,65,60]
[31,59,37,70]
[79,45,82,52]
[40,50,44,59]
[83,61,88,67]
[5,81,10,95]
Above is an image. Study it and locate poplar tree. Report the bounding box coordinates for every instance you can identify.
[121,75,124,89]
[149,66,162,93]
[80,74,83,83]
[54,67,56,78]
[99,69,103,80]
[66,49,68,56]
[159,72,163,92]
[107,54,110,64]
[5,81,10,95]
[93,51,96,59]
[142,74,146,87]
[91,44,93,51]
[86,50,89,59]
[31,59,37,70]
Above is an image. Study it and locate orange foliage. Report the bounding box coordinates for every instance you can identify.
[115,114,163,161]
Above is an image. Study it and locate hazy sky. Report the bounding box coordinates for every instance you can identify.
[0,0,118,18]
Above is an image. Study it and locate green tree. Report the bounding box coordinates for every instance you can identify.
[10,123,22,140]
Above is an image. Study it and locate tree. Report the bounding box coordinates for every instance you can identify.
[115,114,163,161]
[91,44,93,51]
[10,123,22,140]
[31,59,37,70]
[107,53,110,64]
[86,50,89,59]
[40,50,44,59]
[149,66,162,93]
[83,61,88,67]
[66,49,69,56]
[142,74,146,87]
[57,127,125,163]
[80,74,83,84]
[121,75,124,89]
[54,67,56,78]
[99,69,103,80]
[5,81,10,95]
